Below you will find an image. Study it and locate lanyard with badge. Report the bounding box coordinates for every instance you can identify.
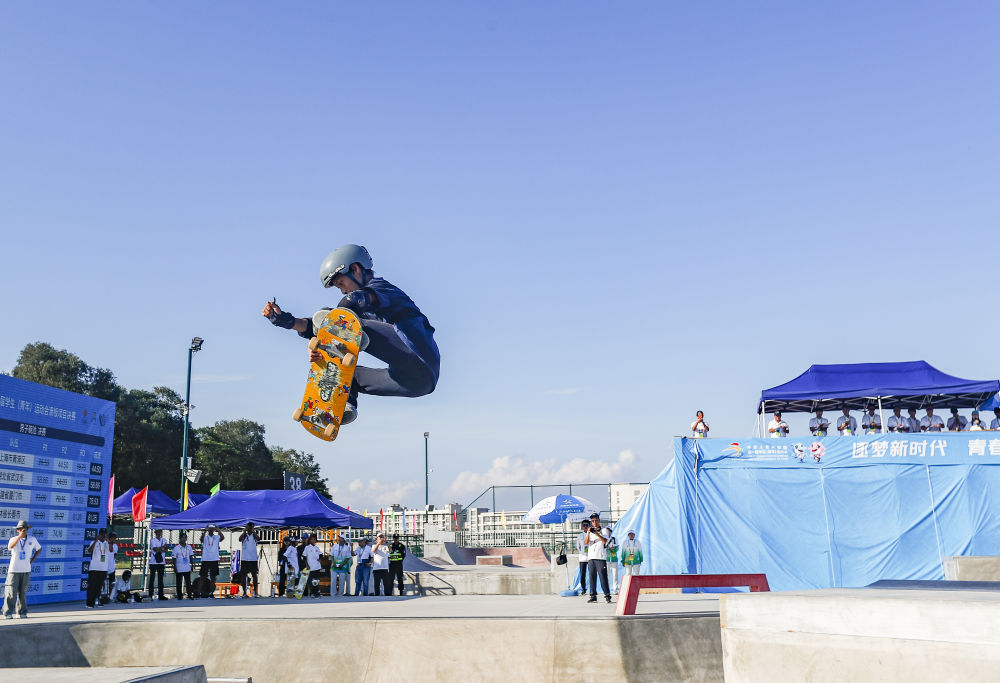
[18,538,27,561]
[98,541,107,564]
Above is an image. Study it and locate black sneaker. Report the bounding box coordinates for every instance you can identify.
[587,596,597,603]
[605,596,612,603]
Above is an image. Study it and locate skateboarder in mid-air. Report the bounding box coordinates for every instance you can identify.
[262,244,440,425]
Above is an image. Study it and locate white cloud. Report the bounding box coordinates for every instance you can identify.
[448,450,640,497]
[342,478,420,510]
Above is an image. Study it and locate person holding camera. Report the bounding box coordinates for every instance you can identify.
[353,537,373,596]
[148,528,168,601]
[111,569,142,603]
[585,514,612,604]
[4,520,41,619]
[238,522,261,598]
[371,533,391,596]
[200,524,225,593]
[302,534,323,598]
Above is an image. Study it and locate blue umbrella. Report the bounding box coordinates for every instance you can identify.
[521,494,600,525]
[522,494,600,596]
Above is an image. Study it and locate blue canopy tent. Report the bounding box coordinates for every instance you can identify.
[176,493,210,509]
[111,487,180,516]
[980,393,1000,413]
[150,489,372,530]
[757,361,1000,436]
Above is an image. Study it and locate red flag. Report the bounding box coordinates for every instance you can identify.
[132,486,148,522]
[108,475,115,517]
[379,508,384,530]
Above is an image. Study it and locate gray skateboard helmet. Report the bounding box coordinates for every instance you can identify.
[320,244,373,288]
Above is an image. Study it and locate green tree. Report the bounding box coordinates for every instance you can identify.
[270,446,330,498]
[11,342,121,401]
[194,419,279,491]
[112,387,188,498]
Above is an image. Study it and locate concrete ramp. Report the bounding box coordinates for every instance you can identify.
[425,543,550,568]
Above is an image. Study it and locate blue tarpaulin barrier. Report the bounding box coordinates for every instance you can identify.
[612,434,1000,590]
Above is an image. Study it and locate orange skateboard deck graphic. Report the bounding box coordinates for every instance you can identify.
[293,308,363,441]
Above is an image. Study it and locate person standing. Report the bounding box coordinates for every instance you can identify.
[148,528,168,600]
[106,532,120,595]
[861,407,882,435]
[302,534,323,598]
[605,535,620,594]
[576,520,590,597]
[947,408,968,432]
[690,411,709,438]
[330,535,352,596]
[283,537,301,596]
[371,533,391,596]
[86,528,111,608]
[621,530,644,578]
[837,408,857,436]
[353,537,372,596]
[238,522,260,598]
[768,411,789,437]
[3,520,41,619]
[277,536,293,597]
[907,408,921,433]
[887,407,907,433]
[585,514,612,604]
[809,410,830,437]
[172,533,194,600]
[388,534,407,596]
[199,524,224,596]
[921,408,944,432]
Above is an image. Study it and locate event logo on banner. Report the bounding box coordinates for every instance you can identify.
[0,375,115,605]
[693,432,1000,469]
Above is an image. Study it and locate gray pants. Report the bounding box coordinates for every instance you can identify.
[3,572,30,617]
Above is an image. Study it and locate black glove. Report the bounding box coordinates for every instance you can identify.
[268,309,296,329]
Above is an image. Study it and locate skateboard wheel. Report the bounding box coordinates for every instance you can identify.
[293,408,304,422]
[342,352,356,368]
[323,424,337,438]
[308,337,320,351]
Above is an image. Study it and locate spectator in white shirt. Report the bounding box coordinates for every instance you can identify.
[920,408,944,432]
[809,410,830,437]
[301,534,324,598]
[111,570,141,603]
[199,525,224,593]
[887,407,907,433]
[238,522,260,598]
[691,411,709,438]
[148,528,168,601]
[330,536,353,596]
[106,532,120,595]
[970,415,986,431]
[837,408,857,436]
[173,534,194,600]
[353,538,373,596]
[86,528,111,608]
[584,514,613,603]
[3,520,41,619]
[861,407,882,435]
[768,411,789,438]
[282,537,300,596]
[907,408,920,433]
[371,533,392,596]
[991,408,1000,431]
[947,408,968,432]
[576,520,590,596]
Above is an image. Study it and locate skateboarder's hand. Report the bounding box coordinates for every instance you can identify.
[309,348,322,363]
[262,301,282,318]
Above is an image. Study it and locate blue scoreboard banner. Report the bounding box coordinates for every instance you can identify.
[0,375,115,604]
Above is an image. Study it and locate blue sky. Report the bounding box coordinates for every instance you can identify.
[2,3,998,512]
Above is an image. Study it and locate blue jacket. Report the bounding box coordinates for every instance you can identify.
[305,278,439,382]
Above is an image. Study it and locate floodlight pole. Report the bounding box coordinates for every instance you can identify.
[424,432,430,508]
[181,338,203,506]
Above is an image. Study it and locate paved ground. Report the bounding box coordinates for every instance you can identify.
[5,592,720,624]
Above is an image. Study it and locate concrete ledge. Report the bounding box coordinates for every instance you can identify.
[406,569,553,595]
[0,616,723,683]
[2,666,207,682]
[720,589,1000,682]
[944,555,1000,581]
[476,555,512,566]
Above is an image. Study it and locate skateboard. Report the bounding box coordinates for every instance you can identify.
[292,567,311,599]
[293,307,364,441]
